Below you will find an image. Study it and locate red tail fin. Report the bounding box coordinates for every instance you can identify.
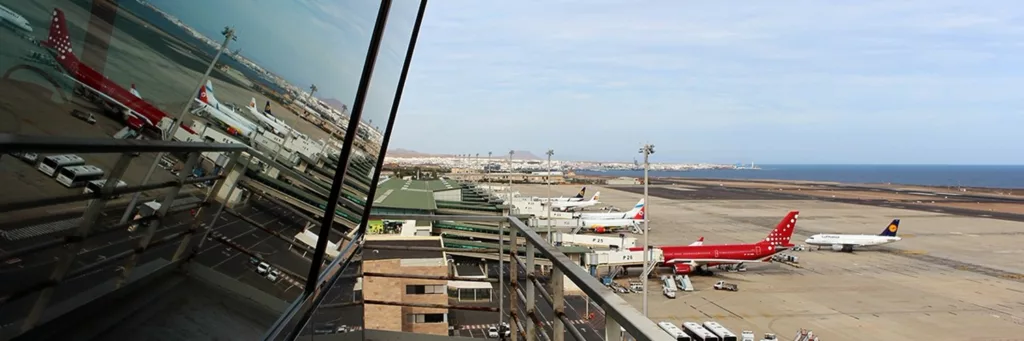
[632,206,645,220]
[42,9,79,63]
[197,85,210,104]
[759,211,799,247]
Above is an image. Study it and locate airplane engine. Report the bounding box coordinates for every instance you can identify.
[831,244,853,252]
[672,263,692,274]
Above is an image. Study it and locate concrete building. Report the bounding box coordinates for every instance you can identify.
[445,172,566,184]
[361,236,450,335]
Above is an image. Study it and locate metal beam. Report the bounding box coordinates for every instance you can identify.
[0,133,245,153]
[323,299,497,312]
[362,272,498,282]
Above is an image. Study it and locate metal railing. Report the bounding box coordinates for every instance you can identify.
[265,213,673,341]
[0,134,367,340]
[1,134,671,341]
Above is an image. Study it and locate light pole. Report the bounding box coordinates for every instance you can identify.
[546,149,554,244]
[499,150,514,327]
[639,143,654,317]
[119,26,237,224]
[488,151,492,174]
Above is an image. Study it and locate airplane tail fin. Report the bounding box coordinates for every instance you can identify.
[624,198,645,219]
[264,101,273,115]
[631,206,645,220]
[688,237,704,246]
[197,83,211,104]
[42,9,80,65]
[590,192,600,202]
[758,211,799,247]
[248,97,257,109]
[574,186,586,199]
[879,219,900,237]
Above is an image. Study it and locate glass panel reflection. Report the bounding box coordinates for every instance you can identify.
[0,0,411,338]
[301,0,424,338]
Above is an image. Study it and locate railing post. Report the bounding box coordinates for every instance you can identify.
[189,152,251,256]
[20,152,133,332]
[509,221,520,340]
[172,150,241,261]
[551,266,565,341]
[525,242,536,341]
[604,304,621,341]
[116,151,199,288]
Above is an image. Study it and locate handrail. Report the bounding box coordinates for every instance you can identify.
[0,133,247,153]
[259,214,672,341]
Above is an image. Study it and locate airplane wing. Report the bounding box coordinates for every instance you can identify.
[62,74,146,128]
[64,74,124,110]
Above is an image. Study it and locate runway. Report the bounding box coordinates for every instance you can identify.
[513,184,1024,341]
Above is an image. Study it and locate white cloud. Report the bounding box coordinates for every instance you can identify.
[392,0,1024,164]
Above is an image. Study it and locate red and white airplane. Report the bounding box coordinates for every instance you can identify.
[41,8,195,135]
[630,211,799,275]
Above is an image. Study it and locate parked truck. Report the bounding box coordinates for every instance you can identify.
[713,280,738,292]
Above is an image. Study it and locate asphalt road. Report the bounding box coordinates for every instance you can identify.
[612,184,1024,223]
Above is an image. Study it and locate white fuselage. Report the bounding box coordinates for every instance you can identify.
[578,211,632,220]
[551,197,599,210]
[247,105,291,136]
[804,234,901,248]
[195,98,261,138]
[0,4,33,33]
[582,218,637,228]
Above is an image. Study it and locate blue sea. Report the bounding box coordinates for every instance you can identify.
[575,165,1024,189]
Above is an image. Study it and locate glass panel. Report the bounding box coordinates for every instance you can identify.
[0,0,394,339]
[303,0,423,337]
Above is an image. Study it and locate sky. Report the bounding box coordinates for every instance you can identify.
[147,0,420,132]
[386,0,1024,164]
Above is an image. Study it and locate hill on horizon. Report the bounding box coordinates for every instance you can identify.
[321,98,348,113]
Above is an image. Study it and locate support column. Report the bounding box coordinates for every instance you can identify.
[173,150,241,261]
[116,152,199,288]
[551,266,564,341]
[604,305,621,341]
[215,158,247,208]
[525,242,536,341]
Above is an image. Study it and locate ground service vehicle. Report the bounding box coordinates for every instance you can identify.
[56,165,104,188]
[37,154,85,177]
[702,321,738,341]
[658,322,691,341]
[83,179,128,197]
[713,281,738,291]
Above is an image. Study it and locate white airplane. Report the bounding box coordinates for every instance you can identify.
[578,198,644,220]
[545,187,587,202]
[245,98,292,136]
[804,219,902,252]
[194,81,263,138]
[549,192,600,211]
[0,4,33,33]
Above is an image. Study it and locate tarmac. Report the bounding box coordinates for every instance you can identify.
[512,183,1024,341]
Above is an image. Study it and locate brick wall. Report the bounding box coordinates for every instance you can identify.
[363,258,450,335]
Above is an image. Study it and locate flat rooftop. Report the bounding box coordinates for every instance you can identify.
[362,237,445,261]
[512,184,1024,341]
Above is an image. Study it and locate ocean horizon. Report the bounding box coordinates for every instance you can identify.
[575,164,1024,189]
